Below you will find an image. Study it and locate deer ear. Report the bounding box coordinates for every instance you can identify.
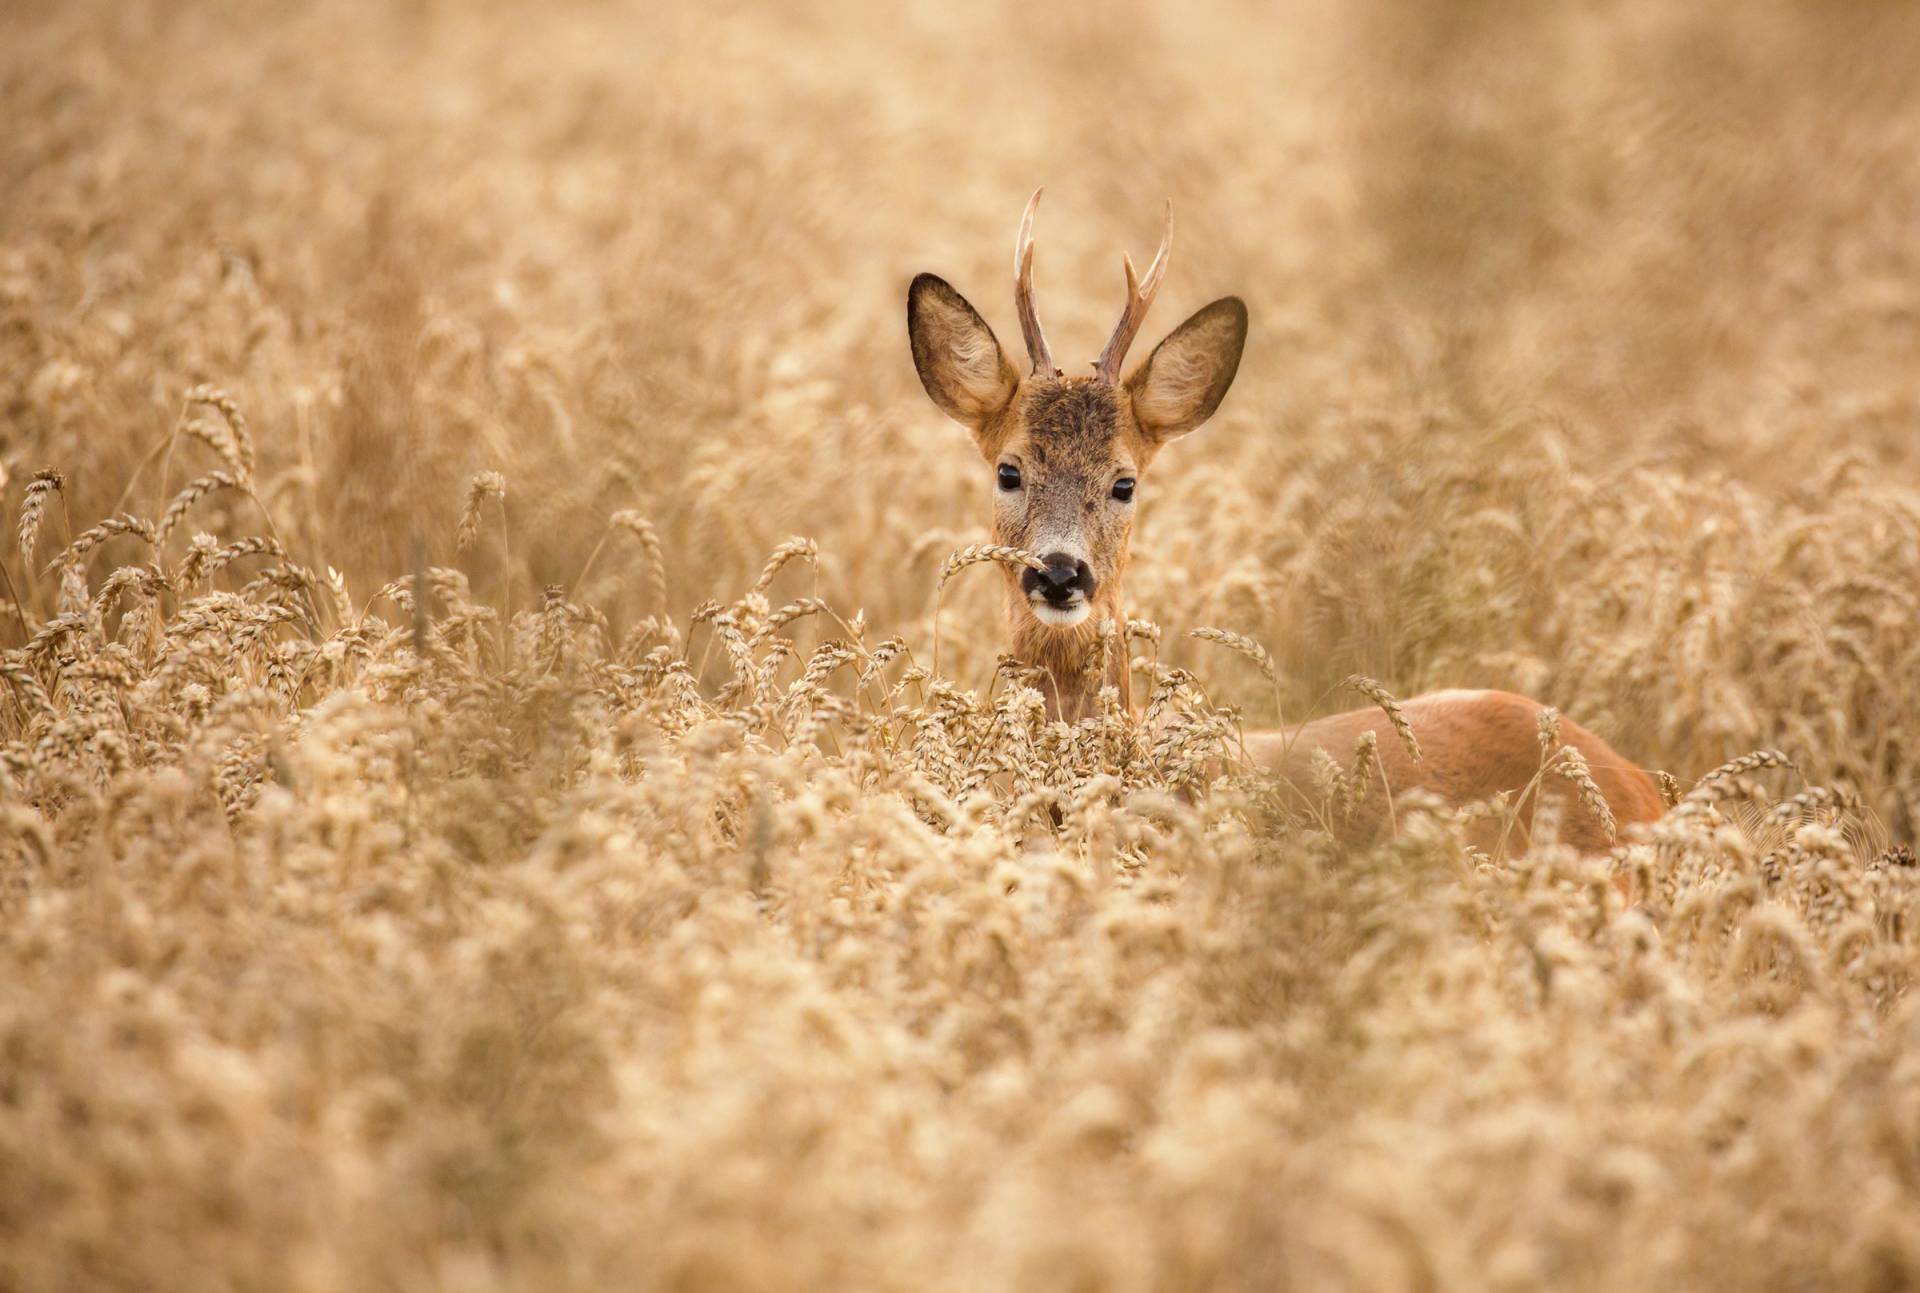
[1125,297,1247,441]
[908,274,1020,428]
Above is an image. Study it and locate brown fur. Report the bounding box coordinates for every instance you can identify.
[1246,690,1668,854]
[908,270,1246,724]
[985,379,1147,720]
[907,224,1665,855]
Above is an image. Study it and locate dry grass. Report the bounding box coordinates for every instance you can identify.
[6,0,1920,1288]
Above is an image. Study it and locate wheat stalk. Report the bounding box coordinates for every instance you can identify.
[1342,674,1422,762]
[753,536,819,594]
[1188,627,1275,683]
[935,544,1047,590]
[931,545,1046,680]
[456,471,507,554]
[18,470,64,565]
[1551,745,1617,844]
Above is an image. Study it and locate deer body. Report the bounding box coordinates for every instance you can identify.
[1247,691,1666,852]
[908,192,1665,849]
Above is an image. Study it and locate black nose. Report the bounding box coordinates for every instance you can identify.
[1020,553,1096,604]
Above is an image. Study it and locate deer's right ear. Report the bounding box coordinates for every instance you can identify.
[908,274,1020,429]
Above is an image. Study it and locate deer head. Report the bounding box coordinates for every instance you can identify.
[907,190,1247,718]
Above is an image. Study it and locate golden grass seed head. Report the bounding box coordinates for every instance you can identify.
[455,471,508,554]
[936,544,1048,589]
[1188,627,1276,683]
[752,536,820,594]
[610,510,669,612]
[1342,673,1422,762]
[1552,745,1618,844]
[18,469,64,565]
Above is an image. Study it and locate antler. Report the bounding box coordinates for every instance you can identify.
[1091,200,1173,384]
[1014,188,1058,378]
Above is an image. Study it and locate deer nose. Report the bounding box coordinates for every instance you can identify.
[1022,553,1096,604]
[1037,562,1080,591]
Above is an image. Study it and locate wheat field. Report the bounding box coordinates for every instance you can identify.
[6,0,1920,1288]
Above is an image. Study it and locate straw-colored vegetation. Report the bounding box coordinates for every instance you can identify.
[5,1,1920,1288]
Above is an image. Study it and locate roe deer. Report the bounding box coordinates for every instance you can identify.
[907,190,1665,853]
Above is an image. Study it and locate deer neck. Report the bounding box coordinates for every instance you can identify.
[1006,584,1132,723]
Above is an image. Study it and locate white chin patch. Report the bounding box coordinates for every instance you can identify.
[1029,599,1091,628]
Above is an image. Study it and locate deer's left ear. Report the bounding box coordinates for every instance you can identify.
[1125,297,1247,441]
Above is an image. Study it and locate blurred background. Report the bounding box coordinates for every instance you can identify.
[6,0,1920,822]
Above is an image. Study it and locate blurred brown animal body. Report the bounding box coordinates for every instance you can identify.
[1247,690,1666,853]
[908,193,1664,849]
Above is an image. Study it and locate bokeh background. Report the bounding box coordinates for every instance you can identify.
[7,2,1920,1288]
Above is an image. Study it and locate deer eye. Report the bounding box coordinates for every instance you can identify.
[1111,477,1135,502]
[997,463,1022,491]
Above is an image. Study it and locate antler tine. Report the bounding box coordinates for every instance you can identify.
[1014,187,1058,379]
[1092,199,1173,383]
